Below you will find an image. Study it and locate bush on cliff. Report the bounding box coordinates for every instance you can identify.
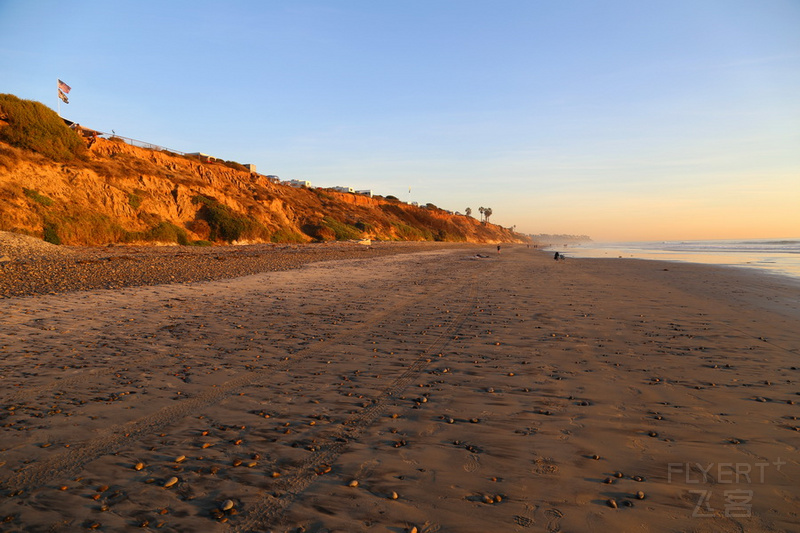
[145,221,190,245]
[301,223,336,242]
[322,216,363,241]
[0,94,87,162]
[390,221,432,241]
[270,229,307,243]
[41,211,128,246]
[23,188,55,207]
[192,195,266,242]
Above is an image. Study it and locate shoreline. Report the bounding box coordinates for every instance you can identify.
[552,240,800,282]
[1,246,798,531]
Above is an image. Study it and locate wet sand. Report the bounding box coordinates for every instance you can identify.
[1,246,798,532]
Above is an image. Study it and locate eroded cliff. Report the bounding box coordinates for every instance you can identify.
[0,138,524,246]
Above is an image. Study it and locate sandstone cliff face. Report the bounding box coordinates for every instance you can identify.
[0,138,525,246]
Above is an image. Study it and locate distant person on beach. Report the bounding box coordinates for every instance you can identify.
[554,252,560,261]
[497,245,501,254]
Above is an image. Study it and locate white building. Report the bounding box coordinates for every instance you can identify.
[356,189,373,197]
[332,186,354,193]
[288,179,312,188]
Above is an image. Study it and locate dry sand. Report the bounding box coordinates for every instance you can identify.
[0,245,798,532]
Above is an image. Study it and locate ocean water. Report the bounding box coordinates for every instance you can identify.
[557,239,800,281]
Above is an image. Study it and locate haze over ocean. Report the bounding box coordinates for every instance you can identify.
[564,238,800,280]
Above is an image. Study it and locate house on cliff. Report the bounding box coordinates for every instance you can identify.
[62,119,102,146]
[187,152,218,163]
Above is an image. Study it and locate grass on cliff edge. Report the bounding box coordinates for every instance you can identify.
[0,94,87,162]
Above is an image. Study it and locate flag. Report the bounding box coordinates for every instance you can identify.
[58,79,71,94]
[58,90,69,104]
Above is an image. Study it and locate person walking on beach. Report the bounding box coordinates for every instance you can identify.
[497,245,501,254]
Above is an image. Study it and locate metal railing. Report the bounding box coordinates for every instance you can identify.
[96,131,191,157]
[87,128,257,171]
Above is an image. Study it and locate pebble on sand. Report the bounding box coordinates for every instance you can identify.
[164,477,179,488]
[482,494,500,504]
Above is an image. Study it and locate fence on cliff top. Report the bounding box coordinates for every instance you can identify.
[96,131,194,158]
[65,118,194,158]
[91,130,256,173]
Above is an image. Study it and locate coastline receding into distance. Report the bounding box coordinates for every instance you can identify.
[1,244,798,532]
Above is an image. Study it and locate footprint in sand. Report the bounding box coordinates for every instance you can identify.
[419,522,441,533]
[514,515,535,528]
[356,458,379,479]
[514,503,538,529]
[544,508,563,532]
[463,453,480,472]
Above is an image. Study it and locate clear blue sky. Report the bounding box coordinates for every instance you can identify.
[2,0,798,240]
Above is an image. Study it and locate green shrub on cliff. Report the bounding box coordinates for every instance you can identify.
[270,229,306,243]
[322,216,363,241]
[145,221,190,245]
[354,221,375,233]
[41,212,128,246]
[0,94,87,161]
[192,195,267,242]
[128,191,144,210]
[391,222,432,241]
[301,223,336,242]
[42,222,61,245]
[23,188,55,207]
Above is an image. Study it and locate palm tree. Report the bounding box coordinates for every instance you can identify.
[478,206,485,223]
[465,207,472,218]
[484,207,492,224]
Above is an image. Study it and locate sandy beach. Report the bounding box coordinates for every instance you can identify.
[1,245,798,532]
